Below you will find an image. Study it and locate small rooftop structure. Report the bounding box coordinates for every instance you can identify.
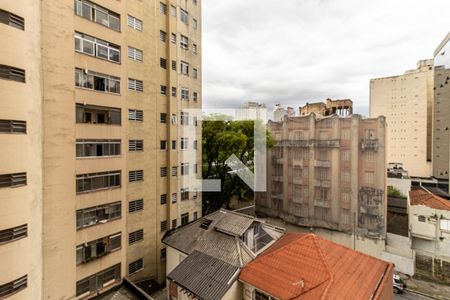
[239,233,393,300]
[299,98,353,117]
[164,209,285,300]
[409,188,450,211]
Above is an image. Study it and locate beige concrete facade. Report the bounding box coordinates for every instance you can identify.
[0,0,201,299]
[433,34,450,180]
[257,112,387,248]
[370,60,434,178]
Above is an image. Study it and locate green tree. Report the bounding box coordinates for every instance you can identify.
[202,115,275,214]
[387,185,406,199]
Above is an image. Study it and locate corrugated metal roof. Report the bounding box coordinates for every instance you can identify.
[168,251,239,300]
[163,210,260,267]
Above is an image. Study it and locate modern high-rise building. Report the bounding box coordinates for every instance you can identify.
[370,60,434,178]
[235,101,267,121]
[433,33,450,181]
[0,0,201,299]
[257,101,387,256]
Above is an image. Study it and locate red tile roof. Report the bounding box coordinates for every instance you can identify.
[409,189,450,211]
[239,233,393,300]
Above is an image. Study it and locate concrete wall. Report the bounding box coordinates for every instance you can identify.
[0,1,43,299]
[380,233,415,275]
[370,60,434,177]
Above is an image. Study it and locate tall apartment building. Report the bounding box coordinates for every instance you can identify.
[257,105,387,250]
[235,101,266,121]
[0,0,201,299]
[370,60,434,177]
[433,33,450,180]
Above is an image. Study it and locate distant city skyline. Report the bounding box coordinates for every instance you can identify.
[203,0,450,116]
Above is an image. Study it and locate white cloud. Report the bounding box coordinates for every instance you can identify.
[202,0,450,116]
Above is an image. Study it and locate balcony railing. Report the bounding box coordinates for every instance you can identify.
[314,199,331,208]
[272,157,284,164]
[272,176,284,182]
[314,179,331,188]
[313,160,331,168]
[361,139,379,152]
[271,193,283,200]
[316,140,340,148]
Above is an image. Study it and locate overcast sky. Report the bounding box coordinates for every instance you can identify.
[202,0,450,116]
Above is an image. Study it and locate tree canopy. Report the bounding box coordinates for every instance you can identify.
[202,115,275,214]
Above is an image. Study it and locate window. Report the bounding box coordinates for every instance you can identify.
[127,46,142,61]
[341,171,350,184]
[128,78,143,92]
[76,139,121,158]
[172,167,178,177]
[160,113,167,123]
[181,213,189,225]
[160,58,167,69]
[193,44,197,54]
[181,163,189,175]
[440,219,450,231]
[172,60,177,71]
[160,140,167,150]
[160,2,167,14]
[160,30,167,42]
[193,212,198,220]
[180,9,188,24]
[193,92,198,101]
[75,32,120,63]
[171,33,176,43]
[181,137,189,150]
[172,140,177,150]
[418,215,426,223]
[160,194,167,205]
[193,116,198,126]
[181,188,189,200]
[75,68,120,94]
[76,171,121,193]
[160,167,168,177]
[0,120,26,134]
[160,85,167,95]
[192,18,197,29]
[76,233,121,265]
[181,112,189,126]
[193,140,198,150]
[0,65,25,83]
[171,193,177,203]
[255,290,270,300]
[341,129,350,140]
[341,150,350,161]
[172,219,177,229]
[0,275,27,298]
[193,0,197,5]
[366,151,375,162]
[170,5,176,17]
[76,264,121,297]
[0,224,27,244]
[0,173,26,188]
[160,220,168,232]
[193,68,198,79]
[0,9,24,30]
[76,202,121,229]
[128,109,143,121]
[194,164,198,174]
[365,171,374,185]
[129,170,143,182]
[129,199,144,213]
[128,229,144,245]
[129,140,143,151]
[127,15,142,31]
[76,104,121,125]
[181,88,189,100]
[74,0,120,31]
[180,61,189,75]
[160,248,167,260]
[180,35,189,49]
[171,87,177,97]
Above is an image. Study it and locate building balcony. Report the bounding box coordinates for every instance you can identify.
[361,139,379,152]
[314,199,331,208]
[360,204,379,216]
[272,193,283,200]
[316,140,340,148]
[292,177,307,185]
[272,157,284,164]
[272,175,284,182]
[284,140,310,148]
[313,160,331,168]
[292,159,303,167]
[314,179,331,188]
